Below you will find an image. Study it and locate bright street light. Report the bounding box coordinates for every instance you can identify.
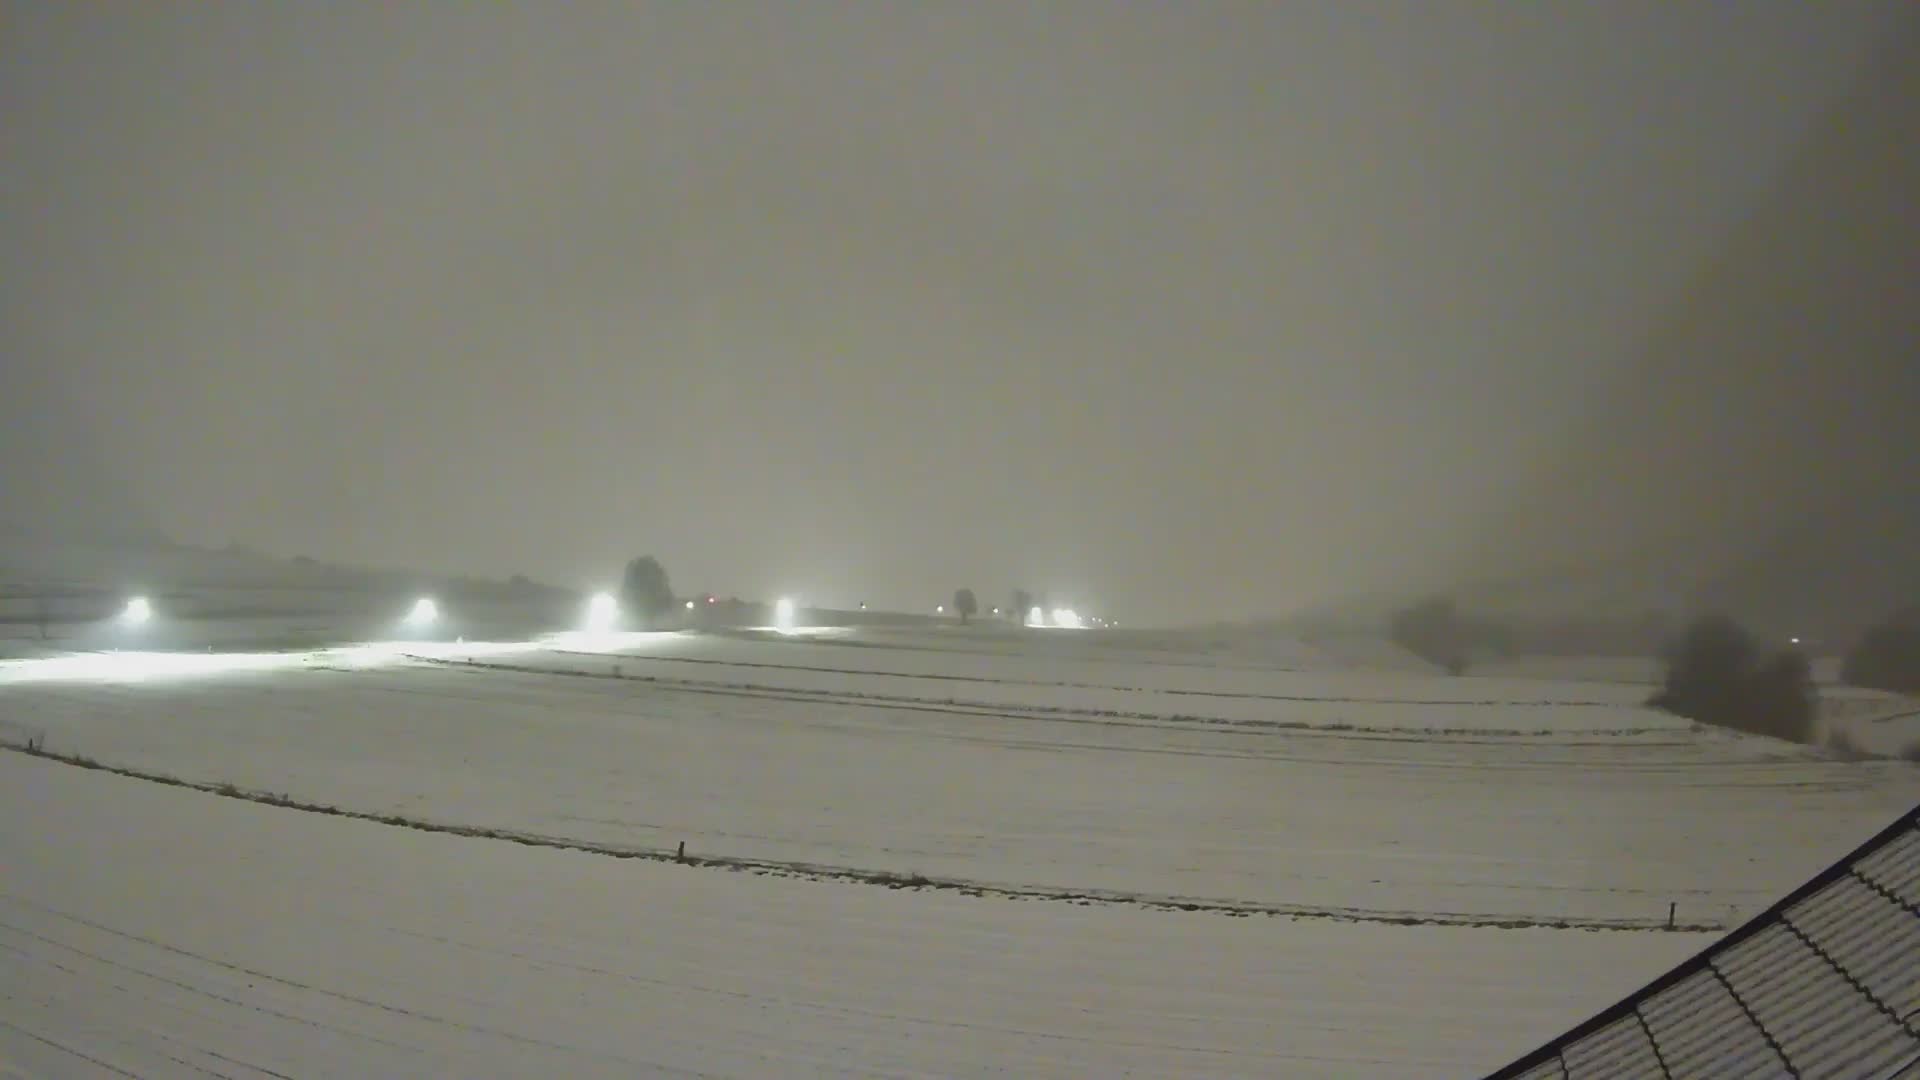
[584,592,618,630]
[405,596,439,628]
[121,596,153,626]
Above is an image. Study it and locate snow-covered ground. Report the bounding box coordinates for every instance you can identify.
[0,751,1709,1078]
[3,624,1916,1076]
[4,631,1914,924]
[1820,685,1920,758]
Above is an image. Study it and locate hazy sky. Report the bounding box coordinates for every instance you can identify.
[2,2,1903,623]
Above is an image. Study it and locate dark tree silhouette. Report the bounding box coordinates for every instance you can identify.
[1743,650,1815,743]
[1011,589,1034,624]
[1841,608,1920,693]
[620,556,676,625]
[1649,614,1814,743]
[953,588,978,623]
[1649,615,1755,723]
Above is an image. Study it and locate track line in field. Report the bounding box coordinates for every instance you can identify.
[422,653,1669,741]
[0,740,1728,934]
[551,647,1630,708]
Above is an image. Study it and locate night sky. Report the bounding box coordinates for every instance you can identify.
[3,2,1907,623]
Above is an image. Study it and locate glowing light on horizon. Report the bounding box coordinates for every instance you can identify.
[774,596,797,633]
[584,592,619,631]
[121,596,152,626]
[405,597,439,628]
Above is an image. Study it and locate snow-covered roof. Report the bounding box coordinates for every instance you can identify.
[1489,804,1920,1079]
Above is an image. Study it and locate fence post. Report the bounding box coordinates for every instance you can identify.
[1668,901,1676,929]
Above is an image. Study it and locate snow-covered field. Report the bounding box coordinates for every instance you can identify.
[3,623,1917,1076]
[2,751,1708,1079]
[1821,686,1920,758]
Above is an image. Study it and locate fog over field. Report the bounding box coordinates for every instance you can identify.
[5,3,1919,1077]
[6,2,1915,626]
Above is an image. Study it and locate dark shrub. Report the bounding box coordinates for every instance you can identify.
[1744,650,1814,743]
[1841,610,1920,693]
[1650,614,1813,743]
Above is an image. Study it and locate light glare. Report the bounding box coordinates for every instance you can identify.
[774,596,797,632]
[584,592,618,630]
[121,596,153,625]
[406,596,439,627]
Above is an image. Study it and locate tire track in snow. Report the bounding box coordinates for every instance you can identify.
[294,662,1727,772]
[0,1018,145,1078]
[0,895,710,1077]
[420,653,1669,741]
[0,740,1730,934]
[0,917,420,1054]
[551,648,1632,707]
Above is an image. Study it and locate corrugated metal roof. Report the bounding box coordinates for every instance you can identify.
[1488,805,1920,1079]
